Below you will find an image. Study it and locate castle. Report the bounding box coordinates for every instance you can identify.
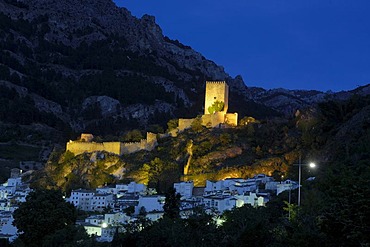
[178,81,238,131]
[66,81,236,155]
[66,132,157,156]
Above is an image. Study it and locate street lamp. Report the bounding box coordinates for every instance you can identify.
[297,156,316,206]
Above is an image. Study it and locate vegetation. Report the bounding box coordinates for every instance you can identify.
[207,100,224,114]
[13,189,77,247]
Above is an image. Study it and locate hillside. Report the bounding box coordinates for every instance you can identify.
[0,0,280,143]
[28,94,370,197]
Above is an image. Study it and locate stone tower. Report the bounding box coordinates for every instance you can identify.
[204,81,229,115]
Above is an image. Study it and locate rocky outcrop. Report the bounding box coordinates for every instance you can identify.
[247,84,370,116]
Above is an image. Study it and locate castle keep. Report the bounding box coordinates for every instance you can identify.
[179,81,238,131]
[204,81,229,115]
[66,132,157,156]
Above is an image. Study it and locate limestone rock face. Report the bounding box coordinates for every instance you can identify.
[246,84,370,116]
[83,96,120,117]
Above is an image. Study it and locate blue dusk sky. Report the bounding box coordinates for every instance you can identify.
[114,0,370,92]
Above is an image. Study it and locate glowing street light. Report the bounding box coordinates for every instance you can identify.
[296,156,316,206]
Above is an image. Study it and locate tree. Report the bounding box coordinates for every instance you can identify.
[163,187,181,219]
[191,116,203,133]
[208,100,224,114]
[167,119,178,131]
[41,225,92,247]
[13,189,77,247]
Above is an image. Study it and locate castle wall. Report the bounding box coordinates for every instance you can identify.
[201,114,212,127]
[225,113,238,126]
[178,118,195,131]
[146,132,157,146]
[66,141,122,156]
[102,142,122,155]
[204,81,229,115]
[211,111,226,127]
[121,142,142,154]
[80,133,94,142]
[67,132,158,156]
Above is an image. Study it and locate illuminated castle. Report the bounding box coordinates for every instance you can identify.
[178,81,238,131]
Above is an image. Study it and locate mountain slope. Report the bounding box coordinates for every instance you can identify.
[0,0,280,144]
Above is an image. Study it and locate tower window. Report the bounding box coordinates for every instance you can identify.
[214,97,217,99]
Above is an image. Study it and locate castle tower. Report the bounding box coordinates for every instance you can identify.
[204,81,229,115]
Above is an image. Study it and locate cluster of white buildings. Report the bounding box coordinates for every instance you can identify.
[0,168,300,243]
[175,174,278,214]
[0,168,32,243]
[67,174,299,242]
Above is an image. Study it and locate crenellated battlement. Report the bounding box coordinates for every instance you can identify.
[206,81,227,84]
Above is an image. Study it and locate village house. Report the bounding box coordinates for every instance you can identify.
[69,189,95,211]
[174,181,194,198]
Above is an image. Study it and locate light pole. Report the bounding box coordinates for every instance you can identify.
[296,155,316,206]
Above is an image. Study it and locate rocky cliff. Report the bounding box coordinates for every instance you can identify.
[1,0,368,143]
[0,0,256,139]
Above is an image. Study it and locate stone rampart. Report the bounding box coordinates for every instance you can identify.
[121,142,142,154]
[211,111,226,127]
[66,141,122,156]
[201,114,212,127]
[225,113,238,126]
[178,118,195,131]
[66,132,157,156]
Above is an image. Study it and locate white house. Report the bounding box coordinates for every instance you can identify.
[205,180,228,193]
[174,181,194,198]
[96,186,115,195]
[236,192,265,207]
[135,195,165,214]
[0,212,17,242]
[127,182,146,194]
[265,179,298,195]
[4,177,22,187]
[229,181,258,194]
[205,178,255,194]
[104,213,130,226]
[79,222,103,237]
[91,193,114,212]
[276,180,298,195]
[85,215,104,225]
[202,195,240,213]
[69,189,95,211]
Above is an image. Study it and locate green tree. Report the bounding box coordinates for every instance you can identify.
[41,225,92,247]
[163,187,181,219]
[208,100,224,114]
[191,116,203,133]
[167,119,179,131]
[13,189,77,247]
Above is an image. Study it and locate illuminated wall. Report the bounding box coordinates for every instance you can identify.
[178,118,195,131]
[66,133,157,156]
[204,81,229,115]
